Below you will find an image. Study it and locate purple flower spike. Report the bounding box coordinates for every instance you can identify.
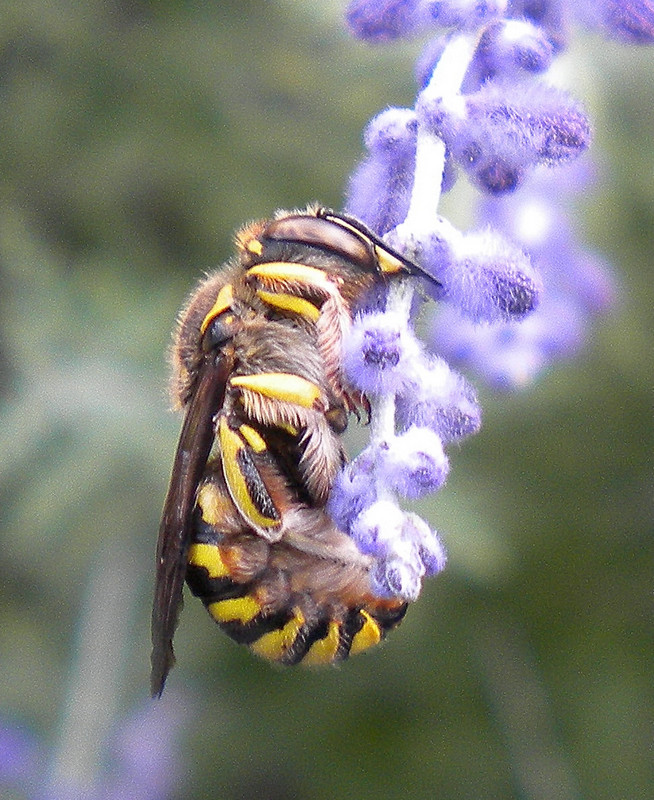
[378,426,449,499]
[343,310,421,395]
[335,0,643,604]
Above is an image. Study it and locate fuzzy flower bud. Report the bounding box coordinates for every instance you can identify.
[506,1,568,51]
[575,0,654,44]
[445,227,541,321]
[427,0,508,30]
[403,513,447,576]
[377,426,449,499]
[365,510,447,599]
[346,0,507,41]
[353,500,424,599]
[396,352,481,441]
[471,19,555,83]
[346,108,417,235]
[327,455,378,534]
[349,499,407,557]
[346,0,432,42]
[395,218,541,323]
[432,163,616,387]
[371,555,424,600]
[420,81,591,193]
[342,310,421,395]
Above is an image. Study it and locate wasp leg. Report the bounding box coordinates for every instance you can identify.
[217,416,289,542]
[228,373,345,503]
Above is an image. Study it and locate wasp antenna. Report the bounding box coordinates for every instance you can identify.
[317,209,442,289]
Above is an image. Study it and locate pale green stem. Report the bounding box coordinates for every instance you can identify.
[47,545,136,794]
[370,34,477,498]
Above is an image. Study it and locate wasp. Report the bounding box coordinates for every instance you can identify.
[151,207,438,696]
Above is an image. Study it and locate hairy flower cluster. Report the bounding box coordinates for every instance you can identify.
[329,310,479,598]
[332,0,652,598]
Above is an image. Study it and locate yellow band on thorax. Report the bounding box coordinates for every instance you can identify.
[256,289,321,322]
[246,262,332,289]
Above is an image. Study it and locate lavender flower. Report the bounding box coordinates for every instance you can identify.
[342,309,421,394]
[346,108,418,235]
[396,351,481,441]
[353,500,447,600]
[469,19,555,82]
[330,1,650,603]
[420,80,591,194]
[376,425,449,499]
[346,0,507,42]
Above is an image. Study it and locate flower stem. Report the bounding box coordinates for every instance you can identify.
[370,34,477,483]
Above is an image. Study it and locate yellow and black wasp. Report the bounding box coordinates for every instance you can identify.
[151,207,438,696]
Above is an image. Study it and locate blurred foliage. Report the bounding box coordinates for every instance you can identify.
[0,3,653,800]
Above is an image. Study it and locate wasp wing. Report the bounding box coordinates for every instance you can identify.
[150,353,231,697]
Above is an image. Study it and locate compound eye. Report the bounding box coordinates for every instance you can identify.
[202,312,236,352]
[263,215,375,272]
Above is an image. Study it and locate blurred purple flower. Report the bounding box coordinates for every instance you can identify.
[0,720,42,790]
[1,695,189,800]
[432,163,615,387]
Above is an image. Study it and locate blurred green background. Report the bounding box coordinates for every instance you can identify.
[1,2,653,799]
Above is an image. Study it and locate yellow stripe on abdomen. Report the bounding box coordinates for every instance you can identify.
[249,608,306,661]
[208,595,261,624]
[188,542,230,579]
[302,620,341,665]
[349,610,382,655]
